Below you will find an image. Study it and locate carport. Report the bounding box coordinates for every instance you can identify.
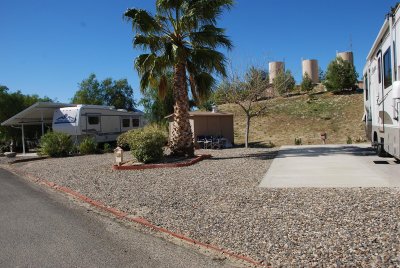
[1,102,75,154]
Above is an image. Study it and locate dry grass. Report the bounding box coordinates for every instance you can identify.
[220,91,366,147]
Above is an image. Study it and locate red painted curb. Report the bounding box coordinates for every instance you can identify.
[7,167,265,267]
[112,154,212,170]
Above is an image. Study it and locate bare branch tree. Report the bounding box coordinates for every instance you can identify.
[214,66,272,148]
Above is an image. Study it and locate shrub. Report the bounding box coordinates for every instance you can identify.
[346,136,353,144]
[128,125,167,163]
[117,130,136,150]
[38,132,73,157]
[79,137,97,155]
[294,137,302,145]
[301,73,314,92]
[103,143,113,153]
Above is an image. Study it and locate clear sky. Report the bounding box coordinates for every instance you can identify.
[0,0,397,104]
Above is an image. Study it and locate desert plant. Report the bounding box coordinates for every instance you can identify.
[79,137,97,155]
[301,73,314,92]
[346,136,353,144]
[38,131,73,157]
[117,130,136,150]
[294,137,302,145]
[128,125,168,163]
[103,143,113,153]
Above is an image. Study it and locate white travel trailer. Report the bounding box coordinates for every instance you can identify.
[364,4,400,158]
[52,105,144,143]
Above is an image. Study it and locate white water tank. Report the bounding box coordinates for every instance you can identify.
[302,59,319,83]
[268,61,285,84]
[337,51,354,65]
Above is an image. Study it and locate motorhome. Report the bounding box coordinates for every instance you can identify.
[364,4,400,158]
[52,105,144,143]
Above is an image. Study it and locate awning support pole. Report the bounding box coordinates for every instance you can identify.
[22,123,26,155]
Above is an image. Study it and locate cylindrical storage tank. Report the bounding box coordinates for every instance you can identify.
[302,59,319,84]
[268,61,285,84]
[337,51,354,65]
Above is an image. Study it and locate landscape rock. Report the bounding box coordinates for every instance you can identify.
[4,152,17,158]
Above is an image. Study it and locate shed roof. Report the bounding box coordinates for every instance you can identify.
[165,111,233,119]
[1,102,76,126]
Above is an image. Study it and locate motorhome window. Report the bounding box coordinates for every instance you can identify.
[378,57,382,84]
[88,116,99,125]
[365,75,369,101]
[132,118,140,127]
[122,118,130,128]
[383,48,392,88]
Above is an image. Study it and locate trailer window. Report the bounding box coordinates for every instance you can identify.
[365,74,369,101]
[132,118,140,127]
[383,48,392,88]
[378,57,382,84]
[88,116,99,125]
[122,119,130,128]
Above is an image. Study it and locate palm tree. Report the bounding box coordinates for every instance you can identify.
[124,0,233,156]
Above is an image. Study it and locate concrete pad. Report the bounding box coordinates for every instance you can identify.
[260,144,400,188]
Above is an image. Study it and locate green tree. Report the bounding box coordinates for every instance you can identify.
[214,67,270,148]
[124,0,233,156]
[301,73,314,92]
[318,67,325,83]
[72,74,136,110]
[71,74,103,105]
[103,78,135,110]
[139,76,174,123]
[323,57,358,92]
[273,70,295,96]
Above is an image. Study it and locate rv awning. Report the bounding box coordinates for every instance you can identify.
[1,102,75,126]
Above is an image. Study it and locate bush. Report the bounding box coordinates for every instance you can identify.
[346,136,353,144]
[294,137,302,145]
[301,73,314,92]
[102,143,113,153]
[128,125,167,163]
[38,132,73,157]
[117,130,136,150]
[79,137,97,155]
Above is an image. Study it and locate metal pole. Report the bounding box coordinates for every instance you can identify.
[22,124,26,155]
[41,111,44,136]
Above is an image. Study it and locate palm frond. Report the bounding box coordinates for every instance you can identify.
[189,24,233,50]
[194,72,215,102]
[190,48,228,77]
[124,9,161,34]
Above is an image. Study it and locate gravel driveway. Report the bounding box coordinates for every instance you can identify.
[6,148,400,267]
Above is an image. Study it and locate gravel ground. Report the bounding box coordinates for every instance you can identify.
[7,148,400,267]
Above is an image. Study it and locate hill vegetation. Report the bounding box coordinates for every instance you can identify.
[219,91,366,146]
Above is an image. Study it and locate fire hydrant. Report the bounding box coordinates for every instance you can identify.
[114,147,124,166]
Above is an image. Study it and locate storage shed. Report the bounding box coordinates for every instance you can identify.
[166,111,234,145]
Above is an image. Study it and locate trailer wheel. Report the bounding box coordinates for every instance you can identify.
[376,143,387,157]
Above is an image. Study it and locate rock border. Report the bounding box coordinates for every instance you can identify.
[112,154,212,170]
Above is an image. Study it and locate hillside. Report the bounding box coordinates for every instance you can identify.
[219,91,366,147]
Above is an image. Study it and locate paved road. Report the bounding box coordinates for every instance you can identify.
[260,144,400,188]
[0,168,233,268]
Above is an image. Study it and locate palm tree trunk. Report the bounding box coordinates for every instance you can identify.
[170,63,194,156]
